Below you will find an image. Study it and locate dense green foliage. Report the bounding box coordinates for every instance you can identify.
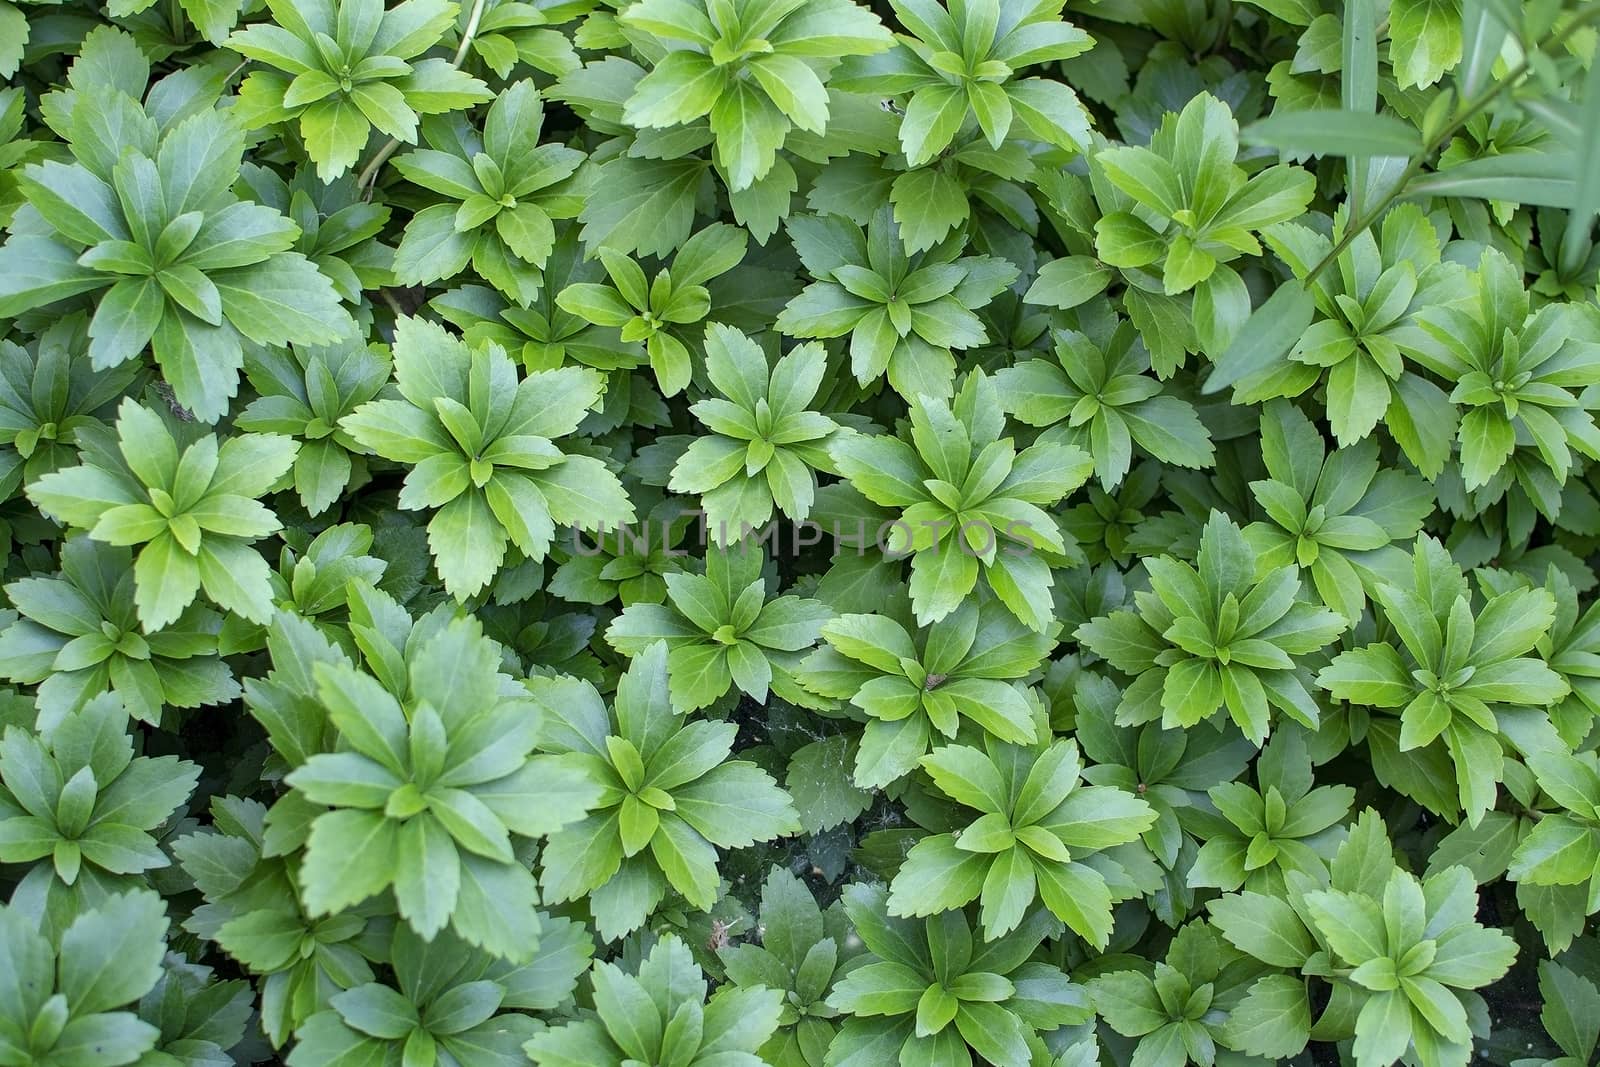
[1,0,1599,1065]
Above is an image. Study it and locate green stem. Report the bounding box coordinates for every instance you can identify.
[451,0,487,67]
[378,287,410,320]
[355,128,402,197]
[357,0,488,197]
[1304,7,1600,283]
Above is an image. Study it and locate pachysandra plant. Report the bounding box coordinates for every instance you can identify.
[547,495,693,608]
[0,536,239,729]
[615,0,894,192]
[0,692,198,906]
[173,793,389,1047]
[1092,91,1315,297]
[0,888,176,1067]
[1074,669,1255,869]
[1526,959,1600,1067]
[995,313,1215,490]
[1205,809,1519,1066]
[445,226,647,383]
[834,0,1095,166]
[795,598,1056,789]
[27,399,299,630]
[776,208,1018,400]
[530,642,800,939]
[1185,729,1354,895]
[2,0,1598,1062]
[236,163,396,304]
[236,522,390,646]
[1245,204,1465,466]
[286,920,592,1067]
[888,736,1156,944]
[1318,534,1568,824]
[1521,566,1600,750]
[666,324,841,540]
[556,223,747,397]
[825,884,1089,1067]
[340,315,633,599]
[1405,248,1600,498]
[1506,747,1600,930]
[450,0,583,80]
[1305,859,1518,1067]
[0,96,352,422]
[1088,919,1272,1066]
[0,316,142,501]
[285,614,601,959]
[391,79,585,305]
[606,544,833,712]
[1078,510,1347,746]
[1243,399,1433,623]
[235,335,393,516]
[135,953,256,1066]
[832,368,1091,630]
[227,0,494,180]
[526,933,783,1067]
[718,866,866,1067]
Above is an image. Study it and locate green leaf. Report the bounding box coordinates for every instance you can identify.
[1406,152,1579,207]
[674,761,800,847]
[452,852,543,960]
[50,1014,162,1066]
[625,49,725,127]
[590,960,663,1061]
[300,96,373,181]
[1390,0,1465,90]
[1221,975,1310,1058]
[1209,891,1314,966]
[1089,971,1166,1037]
[0,236,111,316]
[580,155,706,259]
[1305,888,1387,965]
[393,815,459,938]
[1560,58,1600,272]
[427,490,508,599]
[1203,282,1318,394]
[58,889,169,1014]
[1023,257,1114,311]
[1035,860,1114,949]
[1509,816,1599,885]
[888,834,990,916]
[87,278,164,369]
[787,735,872,833]
[1008,78,1092,151]
[891,167,970,254]
[1426,924,1516,988]
[133,534,202,631]
[710,81,788,192]
[1243,110,1423,157]
[300,808,399,916]
[331,984,418,1040]
[1537,960,1600,1062]
[900,85,967,167]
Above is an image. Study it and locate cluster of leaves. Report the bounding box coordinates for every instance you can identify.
[1,0,1599,1066]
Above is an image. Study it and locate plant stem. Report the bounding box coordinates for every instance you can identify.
[356,131,402,198]
[1304,6,1600,283]
[451,0,487,67]
[357,0,488,197]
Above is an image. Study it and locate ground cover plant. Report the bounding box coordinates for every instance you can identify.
[1,0,1600,1064]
